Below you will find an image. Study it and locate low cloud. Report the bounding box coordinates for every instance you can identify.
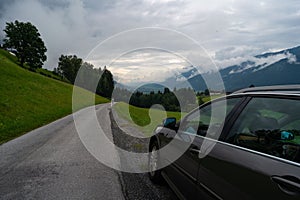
[224,51,298,74]
[214,46,262,61]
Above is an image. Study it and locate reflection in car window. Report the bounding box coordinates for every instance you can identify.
[226,97,300,164]
[182,97,242,137]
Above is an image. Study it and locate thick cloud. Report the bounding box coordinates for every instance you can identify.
[0,0,300,83]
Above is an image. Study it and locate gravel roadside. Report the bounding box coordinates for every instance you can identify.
[109,110,177,200]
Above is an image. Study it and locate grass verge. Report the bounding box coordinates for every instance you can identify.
[0,49,109,144]
[113,102,184,136]
[199,94,224,103]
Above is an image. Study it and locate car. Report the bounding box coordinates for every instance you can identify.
[148,85,300,200]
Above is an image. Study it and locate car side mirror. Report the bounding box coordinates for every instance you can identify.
[162,117,177,129]
[281,131,294,140]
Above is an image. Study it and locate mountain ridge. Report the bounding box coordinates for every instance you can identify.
[182,45,300,92]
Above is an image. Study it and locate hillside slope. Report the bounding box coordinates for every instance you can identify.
[0,49,109,144]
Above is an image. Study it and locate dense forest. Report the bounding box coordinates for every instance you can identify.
[114,87,198,112]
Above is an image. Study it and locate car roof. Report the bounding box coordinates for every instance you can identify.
[232,85,300,95]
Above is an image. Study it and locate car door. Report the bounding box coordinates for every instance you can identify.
[196,95,300,199]
[163,96,243,199]
[162,107,207,199]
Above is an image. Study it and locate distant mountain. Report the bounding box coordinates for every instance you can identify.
[114,82,165,93]
[135,83,165,93]
[184,45,300,92]
[114,81,132,90]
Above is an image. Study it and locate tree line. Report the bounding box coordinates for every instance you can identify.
[54,55,114,98]
[114,87,198,112]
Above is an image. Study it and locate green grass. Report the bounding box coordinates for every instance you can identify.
[293,136,300,144]
[0,49,109,144]
[200,94,224,103]
[113,102,184,136]
[36,68,68,82]
[2,50,68,82]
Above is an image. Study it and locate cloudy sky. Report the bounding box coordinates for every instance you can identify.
[1,0,300,84]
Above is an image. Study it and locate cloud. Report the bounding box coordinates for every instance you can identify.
[252,51,298,72]
[287,52,298,64]
[0,0,100,68]
[108,49,189,84]
[225,51,298,74]
[214,46,262,61]
[0,0,300,84]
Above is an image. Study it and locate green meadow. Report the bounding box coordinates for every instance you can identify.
[113,102,184,136]
[0,49,109,144]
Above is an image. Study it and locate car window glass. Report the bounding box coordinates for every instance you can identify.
[226,97,300,164]
[182,97,241,137]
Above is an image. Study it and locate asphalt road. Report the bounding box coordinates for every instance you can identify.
[0,104,176,200]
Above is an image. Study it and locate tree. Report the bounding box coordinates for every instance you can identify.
[163,87,170,94]
[3,20,47,69]
[57,55,82,84]
[96,67,114,98]
[204,88,210,96]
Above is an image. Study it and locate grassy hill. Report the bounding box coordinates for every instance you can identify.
[0,49,109,144]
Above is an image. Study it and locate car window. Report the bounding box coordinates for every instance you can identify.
[226,97,300,164]
[181,97,242,137]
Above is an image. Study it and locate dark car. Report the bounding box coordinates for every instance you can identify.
[148,85,300,200]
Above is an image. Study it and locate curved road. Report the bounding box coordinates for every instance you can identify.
[0,104,176,200]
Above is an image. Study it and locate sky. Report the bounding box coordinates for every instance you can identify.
[0,0,300,84]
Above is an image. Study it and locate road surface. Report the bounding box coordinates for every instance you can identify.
[0,104,124,199]
[0,104,176,200]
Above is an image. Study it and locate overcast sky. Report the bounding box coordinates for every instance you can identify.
[1,0,300,84]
